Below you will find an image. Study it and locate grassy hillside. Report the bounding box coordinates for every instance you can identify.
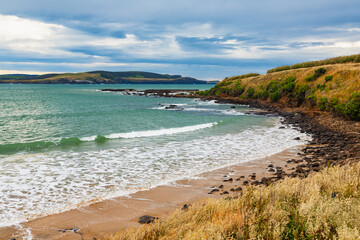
[0,71,209,84]
[107,162,360,240]
[268,54,360,73]
[198,62,360,120]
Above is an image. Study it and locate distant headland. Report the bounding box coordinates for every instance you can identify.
[0,71,219,84]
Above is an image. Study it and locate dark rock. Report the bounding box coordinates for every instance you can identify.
[182,204,192,210]
[251,180,260,185]
[294,137,301,140]
[223,178,233,182]
[138,215,158,224]
[219,185,224,189]
[243,180,249,185]
[208,188,220,194]
[231,105,236,108]
[223,191,229,194]
[235,187,243,191]
[230,188,235,192]
[59,228,79,233]
[268,164,274,168]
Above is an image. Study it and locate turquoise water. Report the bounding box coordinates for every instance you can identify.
[0,84,308,227]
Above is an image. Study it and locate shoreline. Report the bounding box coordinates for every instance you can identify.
[0,144,305,240]
[1,95,359,240]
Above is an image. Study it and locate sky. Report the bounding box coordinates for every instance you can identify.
[0,0,360,80]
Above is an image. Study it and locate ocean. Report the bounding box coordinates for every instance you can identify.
[0,84,308,227]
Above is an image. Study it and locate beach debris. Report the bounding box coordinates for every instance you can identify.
[268,164,274,168]
[138,215,158,224]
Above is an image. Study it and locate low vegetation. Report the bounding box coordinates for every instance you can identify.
[268,54,360,73]
[198,57,360,120]
[107,162,360,240]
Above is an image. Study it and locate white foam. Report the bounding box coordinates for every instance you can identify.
[80,122,217,141]
[0,120,310,228]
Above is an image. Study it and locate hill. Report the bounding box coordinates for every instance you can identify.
[0,71,212,84]
[197,59,360,121]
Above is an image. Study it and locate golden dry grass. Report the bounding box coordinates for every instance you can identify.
[105,162,360,240]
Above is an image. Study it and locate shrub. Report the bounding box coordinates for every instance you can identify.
[247,87,255,98]
[294,85,310,106]
[314,68,327,77]
[231,83,245,96]
[270,90,281,102]
[306,76,315,82]
[329,98,339,110]
[319,97,328,111]
[306,94,317,107]
[267,81,280,93]
[196,91,208,96]
[283,82,296,92]
[260,90,269,100]
[325,75,333,82]
[344,93,360,120]
[306,68,327,82]
[316,84,326,91]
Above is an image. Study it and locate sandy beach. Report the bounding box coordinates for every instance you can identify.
[0,144,305,240]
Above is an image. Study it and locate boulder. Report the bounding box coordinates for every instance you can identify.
[138,215,158,224]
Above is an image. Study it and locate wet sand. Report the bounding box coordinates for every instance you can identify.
[0,145,303,240]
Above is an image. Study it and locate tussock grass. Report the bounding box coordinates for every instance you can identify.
[106,163,360,240]
[268,54,360,73]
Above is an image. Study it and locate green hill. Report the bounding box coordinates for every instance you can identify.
[197,55,360,121]
[0,71,212,84]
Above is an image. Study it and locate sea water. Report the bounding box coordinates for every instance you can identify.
[0,84,308,227]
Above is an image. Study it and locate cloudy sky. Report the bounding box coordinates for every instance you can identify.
[0,0,360,79]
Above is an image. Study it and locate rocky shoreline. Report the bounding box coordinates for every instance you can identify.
[158,94,360,198]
